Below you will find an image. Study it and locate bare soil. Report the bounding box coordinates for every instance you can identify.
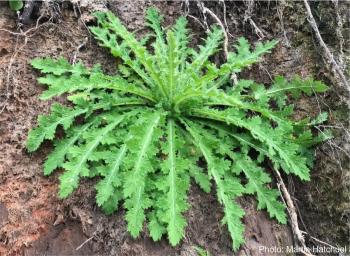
[0,1,348,256]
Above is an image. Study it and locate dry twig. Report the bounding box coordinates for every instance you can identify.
[0,36,20,115]
[196,2,238,85]
[75,233,95,251]
[0,15,52,114]
[72,37,89,64]
[219,0,233,38]
[274,168,314,256]
[276,1,291,47]
[201,5,228,60]
[186,15,206,30]
[244,0,265,39]
[331,0,345,65]
[303,0,349,93]
[301,231,344,252]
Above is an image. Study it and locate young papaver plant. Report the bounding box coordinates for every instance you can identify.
[27,8,329,250]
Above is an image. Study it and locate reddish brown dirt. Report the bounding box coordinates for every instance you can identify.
[0,1,347,256]
[24,222,94,256]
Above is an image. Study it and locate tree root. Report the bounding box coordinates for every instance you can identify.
[303,0,349,94]
[199,3,229,60]
[0,14,53,114]
[195,1,238,85]
[244,0,266,39]
[274,168,314,256]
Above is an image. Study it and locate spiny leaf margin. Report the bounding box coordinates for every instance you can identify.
[26,8,329,252]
